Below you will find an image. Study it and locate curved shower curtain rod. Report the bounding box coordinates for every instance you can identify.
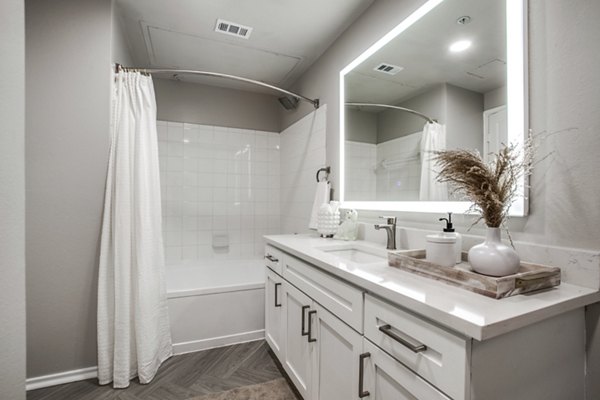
[115,64,320,109]
[345,102,436,124]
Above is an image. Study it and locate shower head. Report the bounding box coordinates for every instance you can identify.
[278,96,299,110]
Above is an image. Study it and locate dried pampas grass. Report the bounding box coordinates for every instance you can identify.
[434,133,536,229]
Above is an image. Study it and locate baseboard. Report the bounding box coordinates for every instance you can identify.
[26,366,98,391]
[26,330,266,391]
[172,329,265,355]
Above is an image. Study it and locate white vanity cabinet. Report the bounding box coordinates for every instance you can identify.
[364,295,469,400]
[310,301,363,400]
[268,267,364,400]
[361,339,451,400]
[265,267,284,360]
[264,241,590,400]
[281,280,314,399]
[283,281,365,400]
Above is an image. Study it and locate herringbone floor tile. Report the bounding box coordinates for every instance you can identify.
[27,341,299,400]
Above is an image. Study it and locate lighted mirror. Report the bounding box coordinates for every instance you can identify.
[339,0,528,215]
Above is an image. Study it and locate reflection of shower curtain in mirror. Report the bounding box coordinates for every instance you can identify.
[419,122,448,201]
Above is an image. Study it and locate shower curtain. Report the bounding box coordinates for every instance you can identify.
[97,70,172,388]
[419,122,448,201]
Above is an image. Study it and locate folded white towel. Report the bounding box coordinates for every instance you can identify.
[309,180,331,230]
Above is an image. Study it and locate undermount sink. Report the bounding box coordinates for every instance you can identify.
[316,243,388,264]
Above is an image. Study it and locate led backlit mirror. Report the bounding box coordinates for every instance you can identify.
[339,0,528,215]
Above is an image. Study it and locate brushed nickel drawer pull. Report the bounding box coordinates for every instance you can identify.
[307,310,317,343]
[358,352,371,398]
[274,283,282,307]
[379,324,427,353]
[265,254,279,262]
[301,305,310,336]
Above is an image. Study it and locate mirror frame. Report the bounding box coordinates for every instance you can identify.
[339,0,528,216]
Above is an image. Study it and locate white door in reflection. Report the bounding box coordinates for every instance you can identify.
[483,105,508,164]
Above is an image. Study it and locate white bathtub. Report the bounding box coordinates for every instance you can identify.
[166,258,265,355]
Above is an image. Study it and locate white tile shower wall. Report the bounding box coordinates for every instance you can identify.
[280,105,327,234]
[158,121,280,263]
[345,141,376,201]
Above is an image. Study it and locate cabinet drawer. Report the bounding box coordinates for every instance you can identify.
[283,254,364,332]
[363,339,451,400]
[264,245,284,275]
[365,295,469,400]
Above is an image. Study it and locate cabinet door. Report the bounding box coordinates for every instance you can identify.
[265,267,284,360]
[362,340,450,400]
[282,281,314,400]
[311,302,363,400]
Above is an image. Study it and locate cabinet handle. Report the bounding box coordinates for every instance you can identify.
[274,283,282,308]
[358,352,371,398]
[307,310,317,342]
[265,254,279,262]
[301,305,310,336]
[378,324,427,353]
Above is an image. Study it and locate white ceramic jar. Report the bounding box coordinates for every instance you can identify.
[317,202,340,237]
[425,234,457,268]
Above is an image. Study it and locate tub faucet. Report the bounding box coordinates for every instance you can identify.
[375,216,397,250]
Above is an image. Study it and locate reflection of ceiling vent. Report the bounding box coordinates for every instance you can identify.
[374,63,403,75]
[215,19,253,39]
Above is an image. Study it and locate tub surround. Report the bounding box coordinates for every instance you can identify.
[157,120,281,263]
[166,259,265,355]
[265,233,599,340]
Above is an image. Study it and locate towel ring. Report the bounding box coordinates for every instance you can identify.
[316,166,331,182]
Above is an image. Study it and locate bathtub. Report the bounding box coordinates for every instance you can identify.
[166,258,265,355]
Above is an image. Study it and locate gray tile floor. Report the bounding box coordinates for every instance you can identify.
[27,341,300,400]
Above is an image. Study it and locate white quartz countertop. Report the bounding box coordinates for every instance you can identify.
[265,234,600,340]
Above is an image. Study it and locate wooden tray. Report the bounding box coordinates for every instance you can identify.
[388,249,561,299]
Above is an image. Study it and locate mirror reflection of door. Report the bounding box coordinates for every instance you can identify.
[483,105,507,164]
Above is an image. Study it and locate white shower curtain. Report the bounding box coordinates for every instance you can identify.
[97,70,172,388]
[419,122,448,201]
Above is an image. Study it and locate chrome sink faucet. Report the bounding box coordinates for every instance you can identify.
[375,216,397,250]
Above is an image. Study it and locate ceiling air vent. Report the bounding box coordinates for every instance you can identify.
[374,63,403,75]
[215,19,253,39]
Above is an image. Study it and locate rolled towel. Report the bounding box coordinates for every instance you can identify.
[309,180,330,230]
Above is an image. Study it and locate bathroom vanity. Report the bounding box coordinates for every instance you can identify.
[263,234,600,400]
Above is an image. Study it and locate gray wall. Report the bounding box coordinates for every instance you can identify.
[281,0,600,250]
[445,84,483,152]
[111,1,134,66]
[283,0,600,393]
[484,85,506,110]
[21,0,600,392]
[25,0,280,380]
[375,83,482,152]
[154,79,281,131]
[280,0,427,190]
[377,84,446,142]
[0,0,26,398]
[346,108,378,143]
[26,0,112,378]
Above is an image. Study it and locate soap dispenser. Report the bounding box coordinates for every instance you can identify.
[439,213,462,264]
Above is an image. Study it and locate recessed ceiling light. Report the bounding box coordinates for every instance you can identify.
[449,40,472,52]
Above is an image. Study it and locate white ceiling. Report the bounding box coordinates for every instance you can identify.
[115,0,374,93]
[345,0,506,106]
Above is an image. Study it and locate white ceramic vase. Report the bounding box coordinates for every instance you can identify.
[468,227,520,276]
